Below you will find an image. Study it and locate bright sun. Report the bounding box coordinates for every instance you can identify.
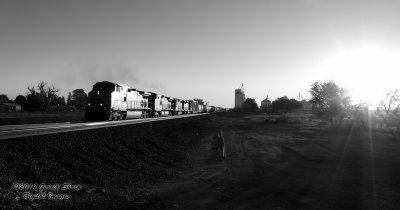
[317,46,400,107]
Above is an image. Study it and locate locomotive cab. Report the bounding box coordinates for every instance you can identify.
[85,81,129,120]
[86,81,116,120]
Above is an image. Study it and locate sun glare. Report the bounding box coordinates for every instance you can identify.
[317,46,400,107]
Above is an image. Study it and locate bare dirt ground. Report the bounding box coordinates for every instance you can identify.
[1,112,400,209]
[146,112,400,210]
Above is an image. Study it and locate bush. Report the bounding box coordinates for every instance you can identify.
[25,94,43,111]
[241,98,259,112]
[271,96,302,113]
[309,81,351,125]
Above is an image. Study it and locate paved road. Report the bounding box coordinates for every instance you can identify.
[0,113,208,140]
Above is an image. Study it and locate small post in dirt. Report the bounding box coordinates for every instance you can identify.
[217,130,226,161]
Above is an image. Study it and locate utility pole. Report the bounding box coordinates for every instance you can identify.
[297,93,304,101]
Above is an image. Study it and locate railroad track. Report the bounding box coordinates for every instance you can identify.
[0,113,208,140]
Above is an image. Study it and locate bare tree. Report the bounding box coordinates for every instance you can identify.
[26,81,60,111]
[26,86,36,96]
[37,82,60,111]
[375,89,400,130]
[379,89,399,115]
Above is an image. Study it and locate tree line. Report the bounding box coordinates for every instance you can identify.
[309,80,400,127]
[234,80,399,124]
[0,81,88,112]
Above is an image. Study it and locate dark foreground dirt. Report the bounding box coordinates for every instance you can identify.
[1,112,400,209]
[0,115,216,209]
[0,112,85,125]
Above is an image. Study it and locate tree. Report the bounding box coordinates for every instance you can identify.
[67,92,74,107]
[25,94,43,111]
[27,81,60,111]
[0,94,9,103]
[241,98,259,112]
[59,96,67,106]
[271,96,302,113]
[14,95,26,109]
[378,89,399,115]
[309,81,351,125]
[48,96,67,112]
[38,81,60,111]
[72,89,88,111]
[50,96,66,106]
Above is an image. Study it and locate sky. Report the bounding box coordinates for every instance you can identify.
[1,0,400,108]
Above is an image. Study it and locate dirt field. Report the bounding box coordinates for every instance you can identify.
[145,112,400,210]
[1,112,400,209]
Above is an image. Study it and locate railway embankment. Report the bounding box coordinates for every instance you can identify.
[0,112,86,126]
[0,115,215,209]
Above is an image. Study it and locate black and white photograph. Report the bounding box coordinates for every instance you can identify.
[1,0,400,209]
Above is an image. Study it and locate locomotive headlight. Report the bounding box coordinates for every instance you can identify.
[88,103,90,106]
[100,103,102,106]
[97,91,100,95]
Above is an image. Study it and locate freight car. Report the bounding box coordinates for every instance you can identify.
[85,81,217,120]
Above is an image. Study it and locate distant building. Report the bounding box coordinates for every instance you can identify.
[235,83,245,109]
[260,95,272,110]
[0,103,22,112]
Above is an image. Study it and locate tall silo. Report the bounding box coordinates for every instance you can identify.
[235,83,245,108]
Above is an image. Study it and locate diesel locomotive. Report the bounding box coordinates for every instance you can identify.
[85,81,221,120]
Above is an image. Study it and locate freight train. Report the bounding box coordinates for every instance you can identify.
[85,81,224,120]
